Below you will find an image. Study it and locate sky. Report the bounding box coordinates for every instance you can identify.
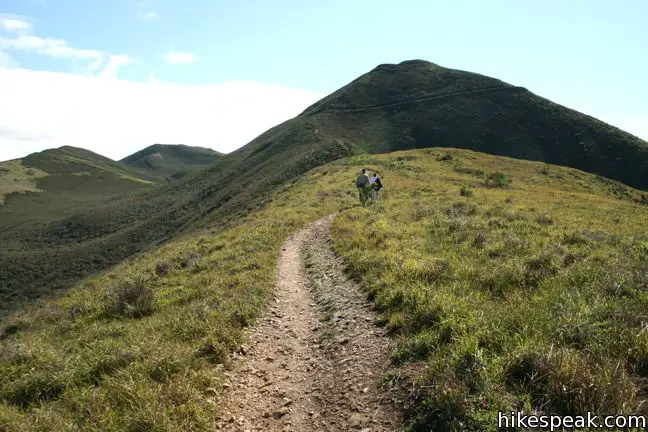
[0,0,647,162]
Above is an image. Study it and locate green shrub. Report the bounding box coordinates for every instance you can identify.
[177,252,203,269]
[437,153,453,162]
[485,172,511,188]
[2,375,65,408]
[0,323,21,340]
[454,166,485,177]
[459,185,473,197]
[524,253,557,287]
[104,274,155,318]
[154,260,171,276]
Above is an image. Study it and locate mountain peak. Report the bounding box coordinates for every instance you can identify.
[300,59,509,116]
[373,59,441,71]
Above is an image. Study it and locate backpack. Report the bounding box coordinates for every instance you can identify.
[356,174,368,187]
[374,178,383,191]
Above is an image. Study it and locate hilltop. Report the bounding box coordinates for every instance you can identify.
[0,146,158,227]
[300,59,648,188]
[1,148,647,431]
[121,144,223,180]
[2,59,647,311]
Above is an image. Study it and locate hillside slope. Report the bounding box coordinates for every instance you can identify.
[0,146,204,310]
[3,59,647,312]
[1,148,647,431]
[0,146,158,230]
[121,144,223,180]
[300,59,648,189]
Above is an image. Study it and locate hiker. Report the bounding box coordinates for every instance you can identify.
[369,172,383,202]
[356,168,370,206]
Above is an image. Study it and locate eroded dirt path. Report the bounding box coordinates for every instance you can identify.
[215,215,401,432]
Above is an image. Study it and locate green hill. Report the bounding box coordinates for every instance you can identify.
[121,144,223,181]
[2,59,647,313]
[1,148,647,431]
[0,145,216,310]
[0,146,158,229]
[300,59,648,189]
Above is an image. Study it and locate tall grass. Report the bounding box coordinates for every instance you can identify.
[1,148,647,431]
[331,149,648,431]
[0,165,356,431]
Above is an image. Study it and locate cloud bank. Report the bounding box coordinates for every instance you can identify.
[0,14,325,162]
[0,67,327,161]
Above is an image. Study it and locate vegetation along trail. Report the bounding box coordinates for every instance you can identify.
[215,215,402,431]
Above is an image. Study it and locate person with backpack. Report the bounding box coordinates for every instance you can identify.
[356,168,370,206]
[369,172,383,203]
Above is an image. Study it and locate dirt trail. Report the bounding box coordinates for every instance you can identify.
[215,215,401,431]
[305,85,524,115]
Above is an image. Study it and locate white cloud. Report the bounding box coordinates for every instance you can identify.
[164,51,196,64]
[0,16,129,75]
[0,34,102,61]
[0,16,32,33]
[99,55,131,79]
[0,67,327,162]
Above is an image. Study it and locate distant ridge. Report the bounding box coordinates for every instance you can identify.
[121,144,223,180]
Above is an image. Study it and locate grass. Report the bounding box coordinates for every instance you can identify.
[330,149,648,431]
[2,147,647,431]
[0,161,48,205]
[120,144,223,180]
[0,163,355,431]
[0,146,226,313]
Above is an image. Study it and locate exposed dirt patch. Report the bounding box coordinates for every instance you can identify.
[0,160,47,205]
[216,215,402,431]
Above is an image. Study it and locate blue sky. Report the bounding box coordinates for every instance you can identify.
[0,0,647,161]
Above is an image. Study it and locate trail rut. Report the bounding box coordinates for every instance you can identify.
[215,215,401,431]
[305,85,524,114]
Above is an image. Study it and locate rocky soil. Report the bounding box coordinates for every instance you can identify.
[215,215,402,432]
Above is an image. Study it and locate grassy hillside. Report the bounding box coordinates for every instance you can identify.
[0,146,158,226]
[0,161,352,431]
[0,161,48,206]
[0,147,163,312]
[1,148,647,431]
[3,59,647,314]
[0,116,355,312]
[121,144,223,181]
[331,149,648,430]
